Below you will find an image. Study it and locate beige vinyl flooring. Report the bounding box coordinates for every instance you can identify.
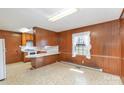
[0,62,122,85]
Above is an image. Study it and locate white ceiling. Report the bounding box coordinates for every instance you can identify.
[0,8,123,32]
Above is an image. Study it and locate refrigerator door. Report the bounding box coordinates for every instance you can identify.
[0,39,6,80]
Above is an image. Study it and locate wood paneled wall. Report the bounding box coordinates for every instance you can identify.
[58,20,121,75]
[120,19,124,83]
[0,20,122,76]
[120,9,124,83]
[33,27,58,47]
[0,30,22,64]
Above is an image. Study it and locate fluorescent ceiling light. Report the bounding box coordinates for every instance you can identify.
[19,28,32,33]
[70,68,84,74]
[48,8,78,22]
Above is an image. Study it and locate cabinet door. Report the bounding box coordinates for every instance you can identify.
[0,31,22,64]
[22,33,33,45]
[7,33,22,64]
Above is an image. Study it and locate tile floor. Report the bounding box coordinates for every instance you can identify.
[0,62,122,85]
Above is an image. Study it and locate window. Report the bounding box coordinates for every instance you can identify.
[72,31,91,59]
[26,40,33,47]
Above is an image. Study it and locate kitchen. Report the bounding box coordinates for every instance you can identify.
[0,8,124,85]
[21,27,59,69]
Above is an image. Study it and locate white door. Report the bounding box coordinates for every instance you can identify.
[0,39,6,80]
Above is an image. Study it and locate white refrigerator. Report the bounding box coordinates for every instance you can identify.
[0,39,6,80]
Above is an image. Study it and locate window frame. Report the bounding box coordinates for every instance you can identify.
[72,31,91,59]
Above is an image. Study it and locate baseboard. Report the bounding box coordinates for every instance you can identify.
[121,77,124,84]
[60,61,103,72]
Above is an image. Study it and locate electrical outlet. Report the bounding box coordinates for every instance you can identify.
[82,60,84,64]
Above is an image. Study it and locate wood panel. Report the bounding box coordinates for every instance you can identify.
[31,54,59,69]
[33,27,58,47]
[0,30,22,64]
[58,20,121,75]
[120,19,124,83]
[120,9,124,84]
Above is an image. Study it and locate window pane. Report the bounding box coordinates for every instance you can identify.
[72,32,91,58]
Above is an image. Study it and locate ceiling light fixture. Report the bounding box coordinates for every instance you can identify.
[48,8,78,22]
[19,28,32,33]
[70,68,84,74]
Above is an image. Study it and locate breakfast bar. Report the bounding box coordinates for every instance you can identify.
[26,52,59,69]
[24,45,59,69]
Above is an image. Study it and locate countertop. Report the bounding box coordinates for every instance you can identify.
[25,52,60,58]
